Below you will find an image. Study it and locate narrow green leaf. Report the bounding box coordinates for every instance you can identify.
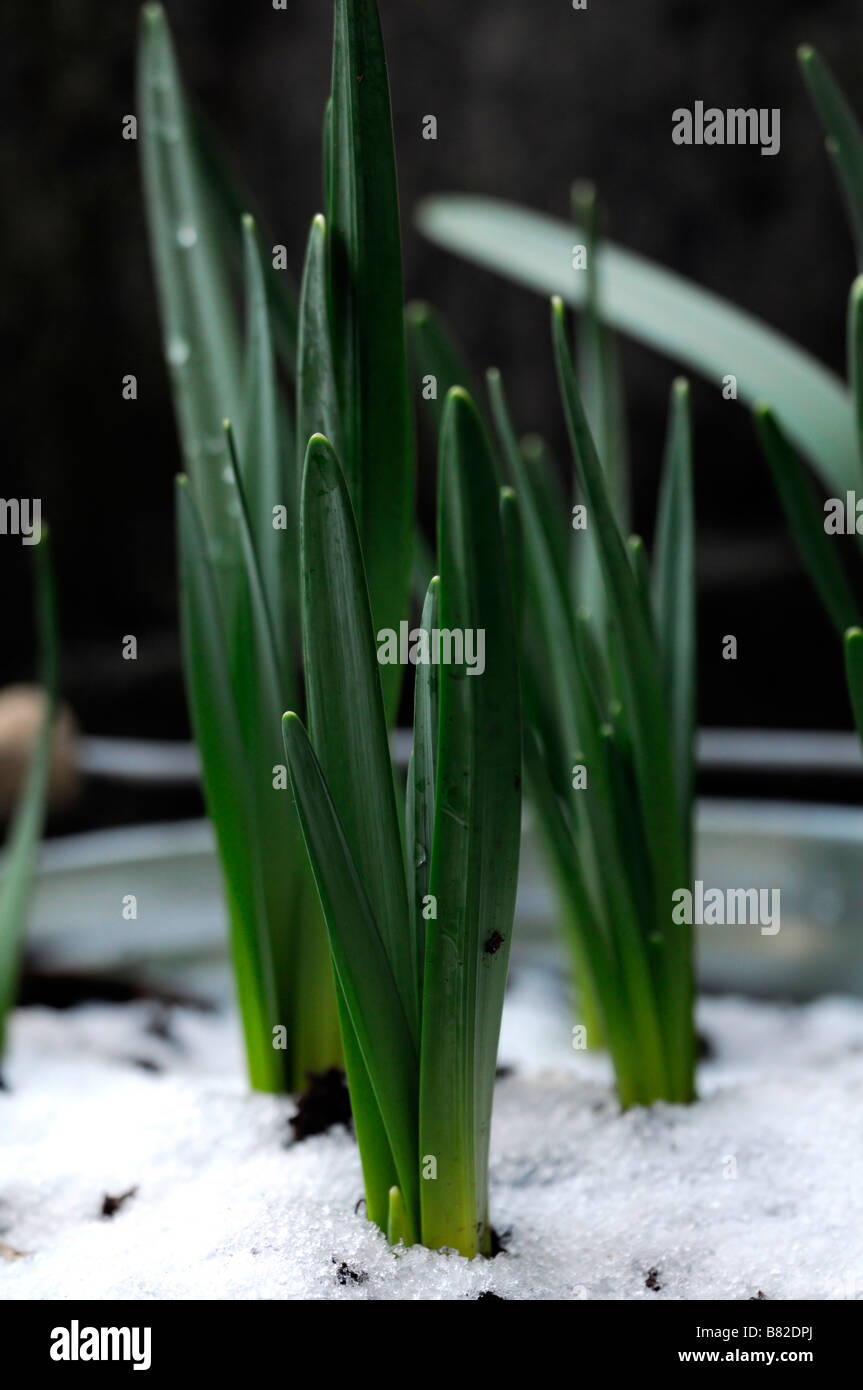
[574,608,611,719]
[138,4,243,550]
[844,627,863,743]
[520,433,570,604]
[595,724,670,1103]
[176,477,282,1092]
[754,404,859,637]
[420,388,521,1256]
[406,300,480,434]
[799,45,863,271]
[300,434,416,1039]
[652,379,696,863]
[416,194,856,494]
[241,215,297,683]
[521,730,639,1100]
[499,487,525,636]
[296,215,343,487]
[492,362,668,1101]
[282,713,419,1239]
[489,366,615,920]
[627,536,655,639]
[221,422,333,1080]
[552,298,694,1102]
[572,181,630,525]
[188,100,298,378]
[323,96,334,211]
[0,533,58,1056]
[407,577,439,1002]
[335,992,398,1230]
[848,276,863,480]
[387,1186,408,1247]
[487,368,579,764]
[571,181,630,626]
[327,0,415,720]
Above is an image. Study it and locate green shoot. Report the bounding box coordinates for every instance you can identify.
[139,1,415,1092]
[407,290,697,1107]
[284,387,521,1256]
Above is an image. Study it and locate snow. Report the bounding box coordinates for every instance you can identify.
[2,967,863,1300]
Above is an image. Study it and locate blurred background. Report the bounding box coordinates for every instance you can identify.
[4,0,863,837]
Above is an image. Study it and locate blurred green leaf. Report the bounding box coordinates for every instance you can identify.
[844,627,863,742]
[754,404,859,638]
[552,298,693,1101]
[652,380,696,864]
[406,300,481,435]
[799,45,863,271]
[848,276,863,479]
[417,194,856,494]
[176,477,283,1092]
[241,216,297,681]
[138,4,243,552]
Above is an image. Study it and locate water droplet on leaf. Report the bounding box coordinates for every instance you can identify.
[166,336,190,367]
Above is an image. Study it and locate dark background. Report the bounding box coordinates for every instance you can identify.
[3,0,863,780]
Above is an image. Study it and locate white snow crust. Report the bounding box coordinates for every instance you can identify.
[2,967,863,1300]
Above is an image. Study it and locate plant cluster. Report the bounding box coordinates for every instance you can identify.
[138,0,418,1092]
[410,253,697,1107]
[12,1,856,1262]
[416,44,863,752]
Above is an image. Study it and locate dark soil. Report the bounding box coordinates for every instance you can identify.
[489,1226,511,1256]
[17,968,213,1014]
[289,1068,352,1141]
[101,1187,138,1219]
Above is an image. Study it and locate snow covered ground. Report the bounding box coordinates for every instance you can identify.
[2,965,863,1300]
